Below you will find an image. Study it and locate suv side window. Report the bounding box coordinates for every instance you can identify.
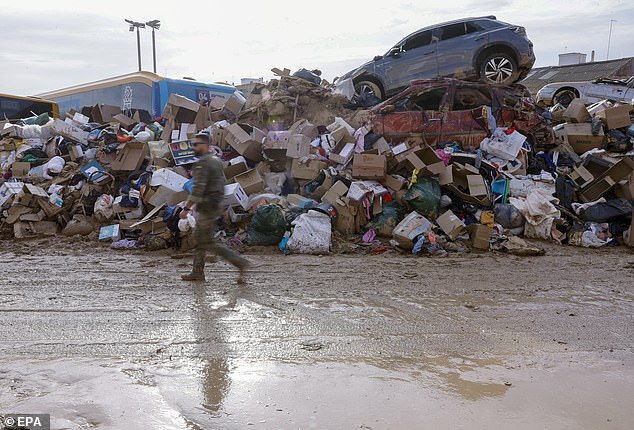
[440,23,466,40]
[453,87,493,110]
[465,22,482,34]
[401,30,432,52]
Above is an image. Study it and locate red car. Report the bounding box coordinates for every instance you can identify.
[369,78,544,148]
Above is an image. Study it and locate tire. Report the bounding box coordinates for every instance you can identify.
[354,80,383,100]
[553,89,577,107]
[479,53,519,85]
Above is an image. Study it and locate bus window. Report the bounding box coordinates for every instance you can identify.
[0,94,59,120]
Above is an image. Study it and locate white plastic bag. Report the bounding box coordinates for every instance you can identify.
[94,194,114,222]
[287,210,331,254]
[178,213,197,232]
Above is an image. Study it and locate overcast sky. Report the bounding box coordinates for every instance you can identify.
[1,0,632,96]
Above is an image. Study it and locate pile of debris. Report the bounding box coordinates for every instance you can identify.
[1,73,633,254]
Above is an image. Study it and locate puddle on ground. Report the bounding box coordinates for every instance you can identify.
[1,355,631,430]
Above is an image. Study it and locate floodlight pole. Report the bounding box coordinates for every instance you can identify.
[606,19,616,61]
[136,26,142,71]
[151,27,157,73]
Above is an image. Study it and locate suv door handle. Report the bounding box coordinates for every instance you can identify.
[424,51,435,56]
[474,37,485,42]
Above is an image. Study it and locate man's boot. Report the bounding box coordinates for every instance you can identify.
[182,252,206,281]
[235,257,250,285]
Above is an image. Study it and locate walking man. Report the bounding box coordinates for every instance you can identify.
[180,132,249,284]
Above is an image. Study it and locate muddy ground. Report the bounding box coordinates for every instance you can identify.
[0,238,632,430]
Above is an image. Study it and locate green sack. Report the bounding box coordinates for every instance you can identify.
[247,204,287,246]
[405,177,441,220]
[366,201,407,237]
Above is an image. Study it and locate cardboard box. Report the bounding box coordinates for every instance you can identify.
[223,91,247,117]
[321,180,349,204]
[286,134,311,159]
[553,123,605,154]
[382,174,407,191]
[614,174,634,200]
[150,168,188,191]
[110,142,148,171]
[353,154,387,179]
[467,175,487,196]
[404,146,445,175]
[91,104,121,123]
[436,210,467,240]
[291,159,327,180]
[578,157,634,202]
[286,194,316,209]
[333,198,367,235]
[224,183,249,210]
[329,126,354,144]
[593,104,632,129]
[212,127,228,149]
[224,123,263,162]
[373,137,390,154]
[11,162,31,179]
[112,114,136,128]
[234,169,265,195]
[570,165,595,188]
[224,158,249,180]
[288,119,319,139]
[329,141,355,165]
[563,99,591,123]
[228,206,250,223]
[392,211,433,250]
[444,163,491,206]
[162,94,200,124]
[467,224,493,250]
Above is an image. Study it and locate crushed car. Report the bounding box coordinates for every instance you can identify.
[369,78,546,148]
[536,76,634,107]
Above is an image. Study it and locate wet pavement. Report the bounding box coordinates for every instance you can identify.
[1,239,633,429]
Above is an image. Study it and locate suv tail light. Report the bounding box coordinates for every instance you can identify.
[511,26,526,36]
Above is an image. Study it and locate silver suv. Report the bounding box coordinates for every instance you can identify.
[338,16,535,100]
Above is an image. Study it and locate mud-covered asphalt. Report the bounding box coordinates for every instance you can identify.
[1,238,633,429]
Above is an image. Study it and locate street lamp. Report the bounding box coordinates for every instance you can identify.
[146,20,161,74]
[125,19,145,71]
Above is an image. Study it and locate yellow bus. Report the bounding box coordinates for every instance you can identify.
[0,93,59,120]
